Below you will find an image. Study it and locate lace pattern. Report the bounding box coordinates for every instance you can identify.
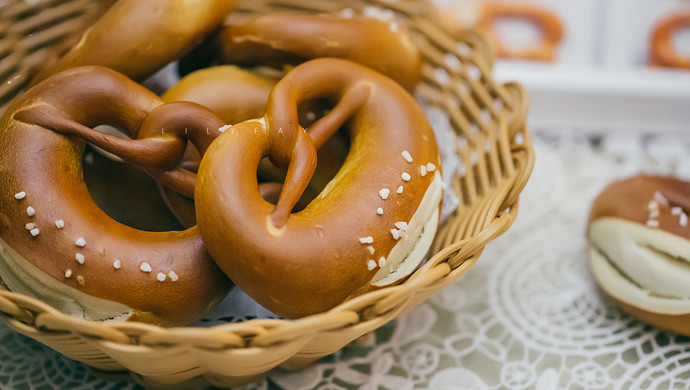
[3,133,690,388]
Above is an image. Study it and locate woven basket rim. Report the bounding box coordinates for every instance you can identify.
[0,0,535,382]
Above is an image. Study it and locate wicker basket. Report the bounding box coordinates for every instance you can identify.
[0,0,534,388]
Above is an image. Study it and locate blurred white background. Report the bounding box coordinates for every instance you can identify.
[436,0,690,133]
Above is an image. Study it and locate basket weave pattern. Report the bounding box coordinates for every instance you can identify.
[0,0,534,388]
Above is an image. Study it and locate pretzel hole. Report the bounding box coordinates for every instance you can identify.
[673,27,690,57]
[83,126,182,232]
[258,100,350,212]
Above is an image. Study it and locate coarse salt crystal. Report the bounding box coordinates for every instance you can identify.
[157,272,167,282]
[401,172,411,182]
[377,207,384,215]
[29,228,39,237]
[391,229,402,240]
[646,220,659,228]
[359,236,374,244]
[367,246,375,255]
[113,259,121,270]
[25,223,35,230]
[426,163,436,172]
[378,257,387,267]
[75,237,86,247]
[367,260,377,271]
[401,150,413,163]
[681,213,689,227]
[649,209,660,219]
[14,192,26,200]
[26,206,35,216]
[648,201,659,211]
[75,253,85,264]
[672,207,683,216]
[397,186,404,194]
[55,220,65,229]
[654,191,669,207]
[395,221,408,231]
[168,271,179,282]
[420,165,427,177]
[65,269,72,278]
[379,188,390,200]
[140,262,152,273]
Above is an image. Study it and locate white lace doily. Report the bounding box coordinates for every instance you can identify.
[4,131,690,389]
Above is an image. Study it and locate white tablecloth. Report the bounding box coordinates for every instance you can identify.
[3,131,690,389]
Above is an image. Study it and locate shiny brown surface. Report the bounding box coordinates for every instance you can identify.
[160,66,349,227]
[31,0,238,84]
[197,58,441,318]
[218,13,422,90]
[614,296,690,336]
[589,175,690,334]
[0,66,232,326]
[163,66,277,125]
[589,175,690,239]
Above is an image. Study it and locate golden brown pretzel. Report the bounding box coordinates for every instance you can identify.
[217,13,422,90]
[588,175,690,335]
[196,58,443,318]
[160,66,348,227]
[31,0,238,85]
[0,66,232,326]
[442,2,564,62]
[650,12,690,70]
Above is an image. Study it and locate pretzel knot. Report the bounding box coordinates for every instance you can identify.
[197,58,443,318]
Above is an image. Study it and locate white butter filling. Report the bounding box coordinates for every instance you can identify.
[589,218,690,315]
[0,236,132,322]
[371,171,443,286]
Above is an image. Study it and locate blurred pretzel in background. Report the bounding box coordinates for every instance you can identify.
[441,1,564,62]
[650,11,690,70]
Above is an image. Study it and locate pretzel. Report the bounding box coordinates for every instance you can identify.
[196,58,443,318]
[650,12,690,70]
[0,66,233,326]
[159,66,348,227]
[31,0,238,85]
[589,175,690,335]
[441,2,564,62]
[216,13,422,90]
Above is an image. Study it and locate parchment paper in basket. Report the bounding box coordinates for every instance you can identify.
[142,62,464,326]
